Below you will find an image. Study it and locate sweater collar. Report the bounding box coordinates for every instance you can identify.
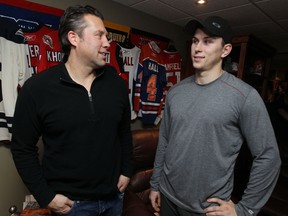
[59,63,105,83]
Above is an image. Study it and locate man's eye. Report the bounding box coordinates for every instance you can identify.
[95,32,104,38]
[192,39,198,44]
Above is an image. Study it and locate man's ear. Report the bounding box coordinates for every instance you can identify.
[67,31,78,46]
[221,43,232,58]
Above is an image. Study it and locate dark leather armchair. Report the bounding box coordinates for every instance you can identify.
[122,129,159,216]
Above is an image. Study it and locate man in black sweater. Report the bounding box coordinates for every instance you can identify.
[11,5,133,216]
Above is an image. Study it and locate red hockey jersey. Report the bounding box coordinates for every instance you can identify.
[24,26,63,74]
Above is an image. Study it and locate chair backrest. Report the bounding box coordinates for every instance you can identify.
[128,129,159,193]
[131,129,159,171]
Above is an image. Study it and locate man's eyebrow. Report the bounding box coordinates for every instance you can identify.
[94,29,108,36]
[205,36,219,40]
[199,36,219,41]
[95,30,104,33]
[192,36,214,40]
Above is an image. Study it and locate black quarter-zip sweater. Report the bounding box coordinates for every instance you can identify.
[11,63,133,207]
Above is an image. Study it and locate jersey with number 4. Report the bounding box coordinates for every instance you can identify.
[134,42,166,124]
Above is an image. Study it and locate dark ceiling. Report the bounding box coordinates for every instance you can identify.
[112,0,288,54]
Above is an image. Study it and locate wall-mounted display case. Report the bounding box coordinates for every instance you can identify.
[224,35,276,102]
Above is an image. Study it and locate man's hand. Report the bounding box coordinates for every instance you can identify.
[204,198,237,216]
[149,190,161,212]
[117,175,130,192]
[47,194,74,215]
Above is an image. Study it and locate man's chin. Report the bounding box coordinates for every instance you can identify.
[192,65,202,70]
[97,61,106,67]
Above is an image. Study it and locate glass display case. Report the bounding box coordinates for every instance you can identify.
[224,35,276,101]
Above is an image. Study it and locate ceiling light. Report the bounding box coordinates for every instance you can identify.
[196,0,207,5]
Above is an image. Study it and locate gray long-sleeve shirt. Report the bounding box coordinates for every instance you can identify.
[150,72,281,215]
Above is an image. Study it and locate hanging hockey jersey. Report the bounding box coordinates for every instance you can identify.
[37,28,63,72]
[0,18,32,141]
[118,43,141,120]
[24,25,53,75]
[162,49,182,104]
[24,26,62,74]
[106,41,141,120]
[106,41,125,79]
[134,41,167,124]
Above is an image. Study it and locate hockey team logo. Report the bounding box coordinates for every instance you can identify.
[42,34,53,49]
[15,29,24,37]
[15,29,26,42]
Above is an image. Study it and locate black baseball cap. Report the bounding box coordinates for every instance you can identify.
[184,16,233,44]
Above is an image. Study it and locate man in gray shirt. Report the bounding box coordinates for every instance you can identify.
[150,16,281,216]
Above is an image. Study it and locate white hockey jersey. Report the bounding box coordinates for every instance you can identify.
[118,44,141,120]
[0,18,32,141]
